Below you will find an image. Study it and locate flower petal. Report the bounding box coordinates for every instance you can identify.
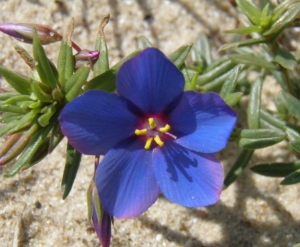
[117,48,184,114]
[95,138,160,219]
[153,141,223,207]
[168,91,237,153]
[59,90,138,155]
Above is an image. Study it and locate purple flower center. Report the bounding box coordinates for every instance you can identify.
[134,116,177,149]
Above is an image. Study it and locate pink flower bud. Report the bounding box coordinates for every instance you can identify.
[74,50,100,69]
[0,23,62,44]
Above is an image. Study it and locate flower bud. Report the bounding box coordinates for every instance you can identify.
[87,180,111,247]
[74,50,99,69]
[0,23,62,44]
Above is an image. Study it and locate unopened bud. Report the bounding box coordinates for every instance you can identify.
[0,23,62,44]
[74,50,99,69]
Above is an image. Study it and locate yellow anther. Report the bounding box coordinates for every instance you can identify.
[159,124,171,133]
[144,137,153,150]
[135,128,147,136]
[154,135,164,147]
[148,118,156,129]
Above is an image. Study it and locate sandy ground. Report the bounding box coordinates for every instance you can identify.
[0,1,300,246]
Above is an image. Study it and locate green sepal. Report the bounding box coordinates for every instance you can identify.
[57,39,74,85]
[52,88,64,103]
[191,33,213,67]
[87,178,94,223]
[236,0,261,26]
[224,92,243,107]
[238,129,286,149]
[286,127,300,153]
[38,102,57,127]
[275,48,297,70]
[248,74,263,129]
[168,44,192,69]
[31,80,53,103]
[251,161,300,177]
[0,66,32,95]
[180,64,191,90]
[228,54,277,70]
[85,50,141,92]
[3,124,51,177]
[281,168,300,185]
[48,123,64,153]
[197,60,236,86]
[65,66,90,102]
[282,91,300,121]
[224,149,254,189]
[93,14,110,76]
[33,29,57,89]
[136,36,153,50]
[220,65,241,99]
[61,143,82,199]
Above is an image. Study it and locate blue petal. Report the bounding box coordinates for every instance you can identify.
[153,142,223,207]
[59,90,138,155]
[95,139,160,219]
[117,48,184,114]
[168,91,237,153]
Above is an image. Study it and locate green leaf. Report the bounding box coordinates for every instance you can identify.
[225,26,263,35]
[282,91,300,121]
[224,149,254,189]
[48,123,64,153]
[57,39,74,85]
[0,66,32,95]
[31,80,53,103]
[93,14,110,76]
[260,109,286,130]
[61,143,82,199]
[0,92,20,101]
[0,104,26,114]
[286,127,300,152]
[33,29,57,89]
[236,0,262,25]
[219,37,268,51]
[238,129,286,149]
[247,74,263,129]
[136,36,153,49]
[197,60,236,86]
[4,124,52,177]
[275,48,297,70]
[224,92,243,107]
[168,44,192,69]
[65,66,90,102]
[281,168,300,185]
[228,54,277,70]
[200,69,234,92]
[38,102,57,127]
[251,161,300,177]
[191,33,213,66]
[220,65,241,98]
[264,3,300,37]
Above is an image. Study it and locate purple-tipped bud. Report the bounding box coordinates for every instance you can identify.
[0,23,62,44]
[87,180,112,247]
[74,50,100,69]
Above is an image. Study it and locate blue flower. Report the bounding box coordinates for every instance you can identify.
[59,48,237,219]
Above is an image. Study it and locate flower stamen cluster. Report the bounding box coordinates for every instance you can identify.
[134,117,175,149]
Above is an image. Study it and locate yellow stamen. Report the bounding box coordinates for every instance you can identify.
[154,135,164,147]
[159,124,171,133]
[135,128,147,135]
[148,118,156,129]
[144,137,153,150]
